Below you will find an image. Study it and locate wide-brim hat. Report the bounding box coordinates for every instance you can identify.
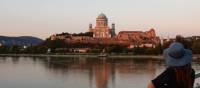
[163,42,192,67]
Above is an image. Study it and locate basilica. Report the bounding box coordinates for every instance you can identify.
[88,13,116,38]
[50,13,160,48]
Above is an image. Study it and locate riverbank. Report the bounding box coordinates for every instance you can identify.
[0,54,162,58]
[0,54,199,61]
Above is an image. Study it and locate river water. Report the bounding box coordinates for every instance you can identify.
[0,56,199,88]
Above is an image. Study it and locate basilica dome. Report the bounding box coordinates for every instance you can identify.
[97,13,107,19]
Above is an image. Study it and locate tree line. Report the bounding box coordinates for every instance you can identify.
[0,35,199,55]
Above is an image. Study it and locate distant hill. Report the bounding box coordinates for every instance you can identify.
[0,36,44,46]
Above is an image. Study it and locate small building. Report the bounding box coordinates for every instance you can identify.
[69,48,89,53]
[128,43,156,49]
[139,43,155,48]
[185,36,200,41]
[47,48,51,53]
[128,44,135,49]
[77,48,89,53]
[192,36,200,40]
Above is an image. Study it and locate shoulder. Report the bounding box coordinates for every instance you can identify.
[152,67,175,87]
[161,67,175,76]
[154,67,174,79]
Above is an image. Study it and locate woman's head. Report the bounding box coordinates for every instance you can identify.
[164,42,194,88]
[163,42,192,67]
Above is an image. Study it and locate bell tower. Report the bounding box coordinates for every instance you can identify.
[88,23,94,32]
[110,23,116,37]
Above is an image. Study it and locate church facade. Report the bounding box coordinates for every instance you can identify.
[88,13,116,38]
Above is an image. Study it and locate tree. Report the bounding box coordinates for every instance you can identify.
[0,46,9,54]
[133,47,146,55]
[192,40,200,54]
[106,45,128,53]
[175,35,192,49]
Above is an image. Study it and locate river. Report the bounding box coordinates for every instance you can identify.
[0,56,199,88]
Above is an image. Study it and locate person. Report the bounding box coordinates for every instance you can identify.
[147,42,195,88]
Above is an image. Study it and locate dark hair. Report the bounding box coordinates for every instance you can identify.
[174,64,193,88]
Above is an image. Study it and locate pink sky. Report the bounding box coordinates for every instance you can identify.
[0,0,200,39]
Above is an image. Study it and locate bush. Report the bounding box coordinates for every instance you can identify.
[192,40,200,54]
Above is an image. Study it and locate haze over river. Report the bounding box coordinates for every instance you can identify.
[0,56,199,88]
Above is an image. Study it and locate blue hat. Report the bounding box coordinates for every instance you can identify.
[163,42,192,67]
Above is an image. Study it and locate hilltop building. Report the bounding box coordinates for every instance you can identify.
[117,29,160,48]
[118,29,156,41]
[89,13,116,38]
[49,13,160,48]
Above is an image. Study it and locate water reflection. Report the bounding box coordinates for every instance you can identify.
[37,57,165,88]
[0,56,199,88]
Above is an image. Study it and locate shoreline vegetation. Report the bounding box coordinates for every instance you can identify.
[0,53,199,61]
[0,35,200,57]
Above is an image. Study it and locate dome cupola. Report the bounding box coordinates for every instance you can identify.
[97,13,107,19]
